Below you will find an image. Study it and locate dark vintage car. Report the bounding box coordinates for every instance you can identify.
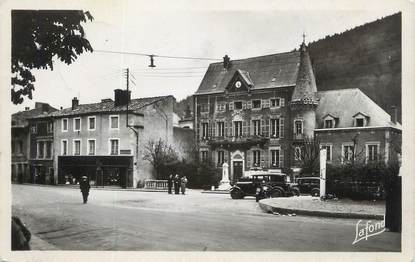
[230,173,299,199]
[295,177,320,196]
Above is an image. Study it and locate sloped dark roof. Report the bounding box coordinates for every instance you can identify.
[316,89,400,129]
[195,51,300,95]
[12,103,57,127]
[29,95,173,119]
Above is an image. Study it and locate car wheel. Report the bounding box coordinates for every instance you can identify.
[291,187,300,196]
[270,188,284,198]
[230,189,243,199]
[311,188,320,197]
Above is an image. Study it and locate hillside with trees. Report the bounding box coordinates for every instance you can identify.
[308,12,401,122]
[176,13,401,122]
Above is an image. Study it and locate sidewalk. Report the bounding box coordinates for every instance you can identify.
[30,235,58,250]
[259,196,385,219]
[21,183,168,192]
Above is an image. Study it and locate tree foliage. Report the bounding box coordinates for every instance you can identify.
[143,138,178,179]
[11,10,94,104]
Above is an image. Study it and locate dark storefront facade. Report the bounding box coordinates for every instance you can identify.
[58,156,133,188]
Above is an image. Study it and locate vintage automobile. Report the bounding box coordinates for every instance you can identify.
[295,177,320,196]
[230,173,300,200]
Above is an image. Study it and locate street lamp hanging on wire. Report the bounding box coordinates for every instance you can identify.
[148,55,156,68]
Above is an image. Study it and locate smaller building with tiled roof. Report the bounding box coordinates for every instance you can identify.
[21,89,194,188]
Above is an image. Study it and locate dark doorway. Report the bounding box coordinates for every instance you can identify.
[233,161,243,183]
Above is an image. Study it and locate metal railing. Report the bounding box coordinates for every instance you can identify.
[144,179,168,189]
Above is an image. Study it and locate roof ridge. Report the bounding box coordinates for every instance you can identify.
[208,50,300,66]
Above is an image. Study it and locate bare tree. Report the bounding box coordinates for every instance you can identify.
[293,136,321,176]
[143,138,178,179]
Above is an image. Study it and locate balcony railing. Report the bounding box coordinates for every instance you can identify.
[207,135,268,149]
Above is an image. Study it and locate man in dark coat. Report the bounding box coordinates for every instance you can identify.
[167,174,173,194]
[173,174,180,194]
[80,176,91,204]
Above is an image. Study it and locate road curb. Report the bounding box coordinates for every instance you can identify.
[258,201,384,220]
[201,190,229,194]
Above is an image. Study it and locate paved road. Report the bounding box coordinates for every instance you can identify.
[12,184,400,251]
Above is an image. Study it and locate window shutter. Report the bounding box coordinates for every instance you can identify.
[196,122,201,139]
[281,98,285,107]
[280,117,284,138]
[229,121,233,137]
[247,101,252,109]
[242,120,247,137]
[242,101,247,110]
[265,117,269,137]
[261,119,265,136]
[279,149,284,168]
[229,101,234,111]
[263,99,270,108]
[260,149,265,167]
[264,149,269,168]
[213,150,217,166]
[246,150,251,168]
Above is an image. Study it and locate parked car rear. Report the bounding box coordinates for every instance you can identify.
[296,177,320,196]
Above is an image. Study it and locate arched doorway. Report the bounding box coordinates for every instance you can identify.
[230,150,245,183]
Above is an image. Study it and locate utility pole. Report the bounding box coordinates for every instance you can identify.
[125,68,130,127]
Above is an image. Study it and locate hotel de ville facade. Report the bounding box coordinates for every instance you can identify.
[193,41,401,183]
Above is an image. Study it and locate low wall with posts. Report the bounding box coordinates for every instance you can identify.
[144,179,168,189]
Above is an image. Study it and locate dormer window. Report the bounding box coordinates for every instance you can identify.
[322,114,338,129]
[353,112,369,127]
[325,119,333,128]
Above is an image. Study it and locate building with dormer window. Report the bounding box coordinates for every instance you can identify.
[193,41,401,182]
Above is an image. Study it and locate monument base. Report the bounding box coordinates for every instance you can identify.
[218,180,231,190]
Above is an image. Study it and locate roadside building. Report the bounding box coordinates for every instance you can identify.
[30,90,178,188]
[193,42,401,183]
[11,102,57,183]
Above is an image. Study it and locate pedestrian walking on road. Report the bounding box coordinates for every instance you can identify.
[167,174,173,194]
[173,174,180,194]
[80,176,91,204]
[180,175,188,195]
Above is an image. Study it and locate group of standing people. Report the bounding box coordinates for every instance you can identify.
[167,174,188,195]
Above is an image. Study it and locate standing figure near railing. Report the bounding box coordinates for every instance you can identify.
[167,174,173,194]
[181,175,188,195]
[173,174,180,194]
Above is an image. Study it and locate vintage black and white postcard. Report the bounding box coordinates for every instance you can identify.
[1,0,414,261]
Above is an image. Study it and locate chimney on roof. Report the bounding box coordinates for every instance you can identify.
[41,103,49,112]
[72,97,79,110]
[25,107,30,111]
[223,55,231,69]
[114,89,131,107]
[391,106,398,124]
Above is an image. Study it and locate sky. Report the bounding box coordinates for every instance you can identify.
[10,2,402,113]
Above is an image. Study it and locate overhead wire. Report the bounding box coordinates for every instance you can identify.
[94,49,221,61]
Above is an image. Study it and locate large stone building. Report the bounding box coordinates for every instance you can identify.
[29,90,190,188]
[11,102,56,183]
[193,42,401,183]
